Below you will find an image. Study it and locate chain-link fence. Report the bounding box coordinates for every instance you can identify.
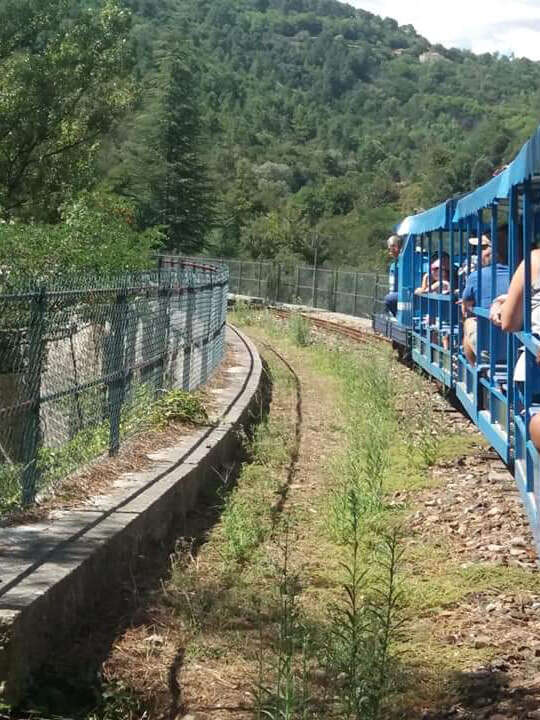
[173,256,380,318]
[0,261,228,514]
[372,274,389,316]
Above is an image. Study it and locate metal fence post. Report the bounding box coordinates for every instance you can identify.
[312,263,318,309]
[108,289,127,456]
[276,263,281,303]
[238,261,243,295]
[158,273,171,391]
[329,270,337,312]
[294,266,300,302]
[372,273,380,316]
[353,271,359,316]
[201,271,213,384]
[258,261,263,299]
[219,270,227,363]
[182,270,195,390]
[22,286,46,505]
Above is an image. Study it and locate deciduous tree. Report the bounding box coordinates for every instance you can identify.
[0,0,133,219]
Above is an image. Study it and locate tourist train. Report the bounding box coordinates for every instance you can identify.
[373,122,540,552]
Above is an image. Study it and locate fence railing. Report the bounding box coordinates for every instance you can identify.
[0,261,228,514]
[372,274,389,317]
[164,255,381,318]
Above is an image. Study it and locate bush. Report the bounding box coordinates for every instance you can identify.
[0,190,163,286]
[150,389,208,427]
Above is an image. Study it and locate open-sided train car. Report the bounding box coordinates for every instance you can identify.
[373,122,540,551]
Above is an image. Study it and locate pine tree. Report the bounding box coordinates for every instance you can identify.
[111,45,213,253]
[159,50,213,252]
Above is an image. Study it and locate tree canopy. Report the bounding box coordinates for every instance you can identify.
[111,0,540,266]
[0,0,133,220]
[4,0,540,272]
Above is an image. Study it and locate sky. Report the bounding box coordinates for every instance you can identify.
[343,0,540,61]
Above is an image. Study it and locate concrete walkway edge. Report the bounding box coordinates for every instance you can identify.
[0,325,263,704]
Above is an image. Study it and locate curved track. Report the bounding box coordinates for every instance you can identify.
[257,340,302,524]
[270,307,389,346]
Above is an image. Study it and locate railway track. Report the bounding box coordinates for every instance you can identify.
[269,307,390,346]
[257,340,302,524]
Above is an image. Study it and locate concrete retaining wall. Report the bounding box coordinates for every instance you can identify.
[0,326,263,705]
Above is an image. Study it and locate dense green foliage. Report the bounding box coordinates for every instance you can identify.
[3,0,540,273]
[0,192,162,284]
[0,0,133,220]
[112,0,540,267]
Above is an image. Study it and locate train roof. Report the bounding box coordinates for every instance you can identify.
[395,122,540,236]
[453,123,540,222]
[395,199,454,236]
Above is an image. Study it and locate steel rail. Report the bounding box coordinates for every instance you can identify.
[269,307,390,346]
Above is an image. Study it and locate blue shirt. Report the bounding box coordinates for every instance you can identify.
[462,264,510,308]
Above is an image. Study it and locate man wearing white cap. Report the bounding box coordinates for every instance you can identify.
[460,229,509,365]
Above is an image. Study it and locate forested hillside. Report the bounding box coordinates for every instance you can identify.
[3,0,540,273]
[114,0,540,266]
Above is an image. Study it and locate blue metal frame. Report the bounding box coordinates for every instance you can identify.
[376,123,540,555]
[390,122,540,553]
[408,216,456,388]
[460,205,512,463]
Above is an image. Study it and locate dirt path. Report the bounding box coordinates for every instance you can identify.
[171,328,347,718]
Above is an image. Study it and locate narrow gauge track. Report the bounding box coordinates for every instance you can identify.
[257,339,303,524]
[270,307,389,346]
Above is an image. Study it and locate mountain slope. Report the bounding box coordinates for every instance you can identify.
[121,0,540,266]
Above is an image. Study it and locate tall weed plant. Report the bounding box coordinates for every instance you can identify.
[258,495,404,720]
[329,347,396,541]
[288,313,311,347]
[327,491,404,720]
[256,522,311,720]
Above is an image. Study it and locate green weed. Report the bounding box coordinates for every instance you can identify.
[87,681,145,720]
[220,467,271,564]
[259,308,283,337]
[256,522,311,720]
[150,388,208,427]
[288,312,311,347]
[0,462,23,514]
[231,298,256,326]
[326,347,396,541]
[327,491,404,720]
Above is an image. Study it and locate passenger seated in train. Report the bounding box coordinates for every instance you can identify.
[457,251,479,280]
[460,229,510,366]
[492,247,540,450]
[384,234,401,316]
[415,253,450,295]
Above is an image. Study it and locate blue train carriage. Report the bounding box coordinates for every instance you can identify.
[394,200,459,388]
[452,125,540,541]
[372,123,540,550]
[371,242,411,351]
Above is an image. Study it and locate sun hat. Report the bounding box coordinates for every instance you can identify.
[468,234,491,247]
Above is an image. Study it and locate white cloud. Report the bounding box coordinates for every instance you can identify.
[344,0,540,60]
